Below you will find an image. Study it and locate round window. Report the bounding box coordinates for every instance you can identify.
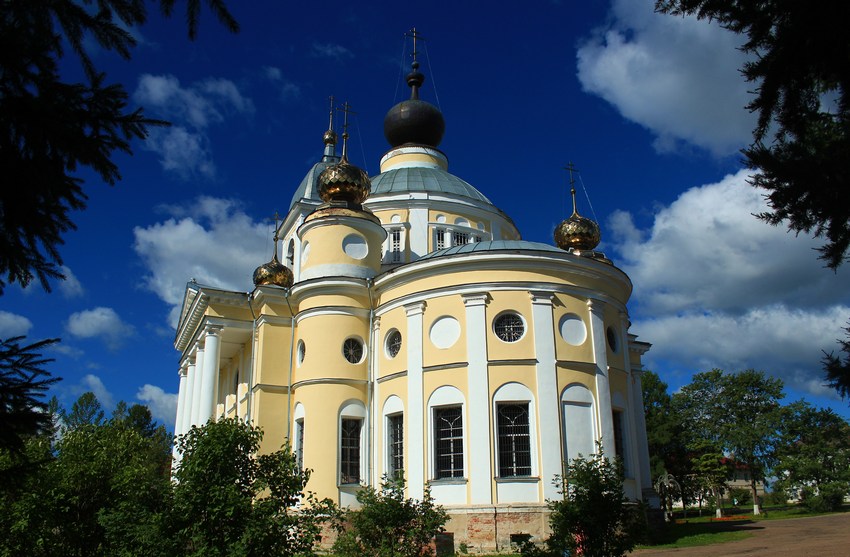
[343,338,364,364]
[297,340,306,366]
[385,330,402,358]
[494,312,525,342]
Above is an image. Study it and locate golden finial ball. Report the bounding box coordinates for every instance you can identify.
[555,214,601,251]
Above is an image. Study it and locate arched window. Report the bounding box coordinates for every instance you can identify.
[339,400,366,485]
[493,382,537,478]
[427,386,466,480]
[382,396,404,479]
[561,384,596,463]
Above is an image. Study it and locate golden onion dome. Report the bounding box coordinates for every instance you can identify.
[317,154,371,204]
[252,252,293,287]
[323,128,338,146]
[555,186,601,251]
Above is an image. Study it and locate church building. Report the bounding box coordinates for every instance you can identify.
[172,45,654,551]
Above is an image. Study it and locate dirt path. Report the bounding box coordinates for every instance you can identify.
[631,512,850,557]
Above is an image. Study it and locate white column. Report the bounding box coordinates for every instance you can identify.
[405,301,426,499]
[530,291,561,500]
[619,312,642,489]
[198,325,223,424]
[631,368,653,493]
[462,292,491,504]
[181,355,196,435]
[175,364,189,436]
[190,342,205,427]
[587,299,615,458]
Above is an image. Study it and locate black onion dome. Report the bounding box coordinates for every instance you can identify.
[384,62,445,147]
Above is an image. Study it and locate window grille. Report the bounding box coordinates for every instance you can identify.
[497,403,531,477]
[612,410,625,463]
[340,418,361,484]
[295,418,305,470]
[343,338,363,364]
[434,406,464,479]
[494,313,524,342]
[388,414,404,479]
[452,231,469,246]
[436,229,446,250]
[386,330,402,358]
[391,229,402,262]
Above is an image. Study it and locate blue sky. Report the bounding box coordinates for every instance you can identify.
[3,0,849,426]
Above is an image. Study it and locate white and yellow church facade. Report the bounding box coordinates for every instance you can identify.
[172,55,655,551]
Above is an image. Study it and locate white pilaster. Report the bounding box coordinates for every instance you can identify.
[190,343,205,427]
[198,325,223,424]
[530,291,561,500]
[409,206,428,259]
[587,299,615,458]
[462,292,491,504]
[405,301,426,499]
[619,312,641,488]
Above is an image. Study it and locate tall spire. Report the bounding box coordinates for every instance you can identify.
[322,95,338,160]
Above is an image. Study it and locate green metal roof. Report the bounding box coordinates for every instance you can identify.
[370,166,493,204]
[416,240,563,261]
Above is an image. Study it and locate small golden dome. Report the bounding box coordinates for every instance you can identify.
[252,252,293,287]
[555,212,601,251]
[323,129,338,146]
[317,155,371,204]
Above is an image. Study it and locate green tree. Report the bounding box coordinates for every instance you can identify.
[773,402,850,512]
[823,321,850,402]
[543,445,645,557]
[170,418,333,557]
[0,393,173,557]
[332,476,448,557]
[0,336,60,455]
[675,369,784,515]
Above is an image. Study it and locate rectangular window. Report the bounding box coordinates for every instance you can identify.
[435,228,446,250]
[497,403,532,477]
[391,229,402,262]
[340,418,362,484]
[612,410,625,464]
[452,231,469,246]
[295,418,305,470]
[434,406,464,479]
[388,414,404,479]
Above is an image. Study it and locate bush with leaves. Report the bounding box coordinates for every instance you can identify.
[170,418,334,557]
[332,476,448,557]
[529,445,645,557]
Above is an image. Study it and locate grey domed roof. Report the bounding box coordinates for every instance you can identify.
[416,240,563,261]
[288,156,339,209]
[370,166,492,204]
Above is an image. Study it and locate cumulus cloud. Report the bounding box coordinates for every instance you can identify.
[133,196,269,325]
[0,311,33,338]
[58,265,84,298]
[611,171,850,397]
[133,74,254,179]
[310,41,353,60]
[65,307,136,350]
[576,0,755,155]
[136,384,177,425]
[76,374,116,410]
[262,65,301,101]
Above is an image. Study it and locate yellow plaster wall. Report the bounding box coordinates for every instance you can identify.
[486,291,536,361]
[553,294,595,363]
[293,382,368,501]
[423,368,469,402]
[254,322,293,386]
[422,296,467,368]
[253,388,291,455]
[377,308,408,377]
[300,219,384,273]
[372,208,410,225]
[556,365,598,400]
[487,364,538,396]
[296,292,369,312]
[293,312,369,383]
[204,304,252,321]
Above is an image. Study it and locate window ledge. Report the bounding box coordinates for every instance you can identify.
[495,476,540,483]
[429,478,468,485]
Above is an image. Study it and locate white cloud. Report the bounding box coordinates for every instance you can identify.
[576,0,755,155]
[65,307,135,350]
[133,74,254,179]
[77,374,116,410]
[0,311,33,338]
[133,196,269,326]
[262,65,301,100]
[136,384,177,426]
[310,41,353,60]
[611,171,850,398]
[58,265,84,298]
